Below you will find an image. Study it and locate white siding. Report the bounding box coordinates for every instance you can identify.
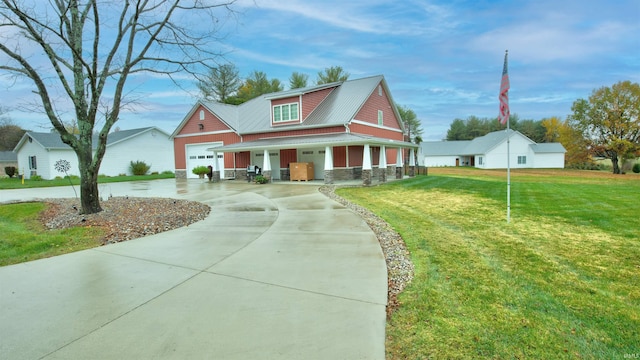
[483,135,534,169]
[101,130,174,176]
[45,150,80,180]
[17,140,78,180]
[532,153,565,168]
[423,155,459,167]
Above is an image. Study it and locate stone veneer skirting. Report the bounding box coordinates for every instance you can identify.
[177,166,401,182]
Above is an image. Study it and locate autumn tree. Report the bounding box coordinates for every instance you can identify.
[569,81,640,174]
[197,64,240,102]
[0,0,235,214]
[289,72,308,89]
[542,116,591,167]
[316,66,349,85]
[228,71,283,104]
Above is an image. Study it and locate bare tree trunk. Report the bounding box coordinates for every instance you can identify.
[77,144,102,214]
[612,155,621,174]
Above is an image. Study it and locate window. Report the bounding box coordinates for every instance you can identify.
[29,156,37,170]
[478,156,483,165]
[378,85,382,96]
[378,110,383,126]
[273,103,299,123]
[199,110,205,121]
[518,156,527,164]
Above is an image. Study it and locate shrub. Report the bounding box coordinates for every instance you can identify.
[192,165,209,176]
[130,160,151,176]
[254,175,269,184]
[161,170,174,175]
[30,175,43,181]
[4,166,16,178]
[633,163,640,174]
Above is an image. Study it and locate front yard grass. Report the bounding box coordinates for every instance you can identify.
[337,168,639,359]
[0,172,175,190]
[0,202,105,266]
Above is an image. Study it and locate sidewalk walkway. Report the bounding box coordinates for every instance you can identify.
[0,179,387,359]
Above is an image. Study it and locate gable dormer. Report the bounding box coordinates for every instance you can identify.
[270,96,301,126]
[267,83,338,127]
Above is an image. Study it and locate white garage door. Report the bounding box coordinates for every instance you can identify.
[186,142,224,179]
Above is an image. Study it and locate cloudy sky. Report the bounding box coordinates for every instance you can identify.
[2,0,639,141]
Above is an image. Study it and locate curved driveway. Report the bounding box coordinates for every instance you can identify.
[0,179,387,359]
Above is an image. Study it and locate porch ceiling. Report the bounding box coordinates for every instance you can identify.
[206,132,418,153]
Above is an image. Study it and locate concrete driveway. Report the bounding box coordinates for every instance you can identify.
[0,179,387,359]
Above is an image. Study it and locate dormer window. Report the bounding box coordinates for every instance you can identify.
[273,103,299,123]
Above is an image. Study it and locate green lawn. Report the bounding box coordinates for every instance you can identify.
[337,168,639,359]
[0,172,175,190]
[0,202,105,266]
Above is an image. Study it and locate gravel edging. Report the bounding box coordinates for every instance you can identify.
[319,185,414,317]
[39,197,211,244]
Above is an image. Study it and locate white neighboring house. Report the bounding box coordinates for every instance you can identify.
[14,127,174,179]
[422,129,566,169]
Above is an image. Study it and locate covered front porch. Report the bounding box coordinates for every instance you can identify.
[206,133,419,186]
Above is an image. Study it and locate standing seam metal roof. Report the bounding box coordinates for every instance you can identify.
[17,127,162,150]
[199,75,387,135]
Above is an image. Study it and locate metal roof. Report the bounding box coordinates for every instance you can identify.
[207,132,417,153]
[0,151,17,161]
[14,127,167,151]
[421,140,470,156]
[530,143,566,153]
[192,75,395,136]
[421,130,565,156]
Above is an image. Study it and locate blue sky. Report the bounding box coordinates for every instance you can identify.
[2,0,639,141]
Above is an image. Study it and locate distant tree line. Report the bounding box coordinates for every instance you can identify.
[197,64,350,104]
[446,114,546,143]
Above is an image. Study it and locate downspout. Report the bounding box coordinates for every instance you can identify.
[344,124,350,133]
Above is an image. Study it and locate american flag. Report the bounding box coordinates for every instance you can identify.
[498,51,510,125]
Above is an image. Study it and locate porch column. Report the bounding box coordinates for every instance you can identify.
[409,148,416,177]
[262,149,271,182]
[379,145,387,182]
[210,151,220,182]
[396,148,404,179]
[362,144,372,186]
[324,146,334,184]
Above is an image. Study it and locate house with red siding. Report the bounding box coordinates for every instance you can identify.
[170,75,419,184]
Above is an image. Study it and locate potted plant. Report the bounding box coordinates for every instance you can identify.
[192,165,209,179]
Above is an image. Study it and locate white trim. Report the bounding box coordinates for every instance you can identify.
[272,102,300,123]
[173,129,235,138]
[350,119,403,133]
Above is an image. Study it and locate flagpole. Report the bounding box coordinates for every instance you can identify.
[499,49,511,223]
[507,115,511,223]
